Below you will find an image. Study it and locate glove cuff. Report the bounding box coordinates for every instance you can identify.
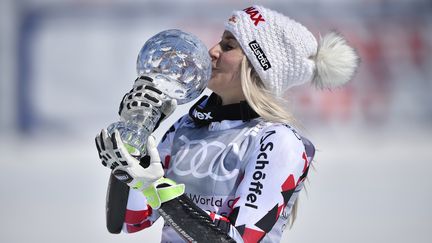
[142,178,185,209]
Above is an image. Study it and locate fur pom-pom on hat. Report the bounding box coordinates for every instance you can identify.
[313,32,360,89]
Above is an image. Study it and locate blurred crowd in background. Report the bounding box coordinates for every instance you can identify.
[1,0,431,136]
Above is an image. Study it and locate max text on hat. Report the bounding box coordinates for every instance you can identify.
[243,6,265,26]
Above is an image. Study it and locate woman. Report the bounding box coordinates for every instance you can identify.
[96,5,359,243]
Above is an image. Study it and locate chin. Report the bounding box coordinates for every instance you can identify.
[207,77,217,91]
[206,83,220,96]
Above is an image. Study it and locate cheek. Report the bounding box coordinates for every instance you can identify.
[208,52,243,92]
[219,55,242,71]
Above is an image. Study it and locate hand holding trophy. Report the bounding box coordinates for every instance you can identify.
[108,29,211,155]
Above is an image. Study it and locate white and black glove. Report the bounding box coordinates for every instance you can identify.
[118,76,177,130]
[95,129,164,190]
[95,129,185,209]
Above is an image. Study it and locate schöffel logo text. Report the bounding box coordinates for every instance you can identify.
[249,40,271,71]
[245,130,276,209]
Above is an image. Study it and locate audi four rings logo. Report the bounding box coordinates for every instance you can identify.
[249,40,271,71]
[167,134,242,181]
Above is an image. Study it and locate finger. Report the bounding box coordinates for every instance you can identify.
[161,99,177,117]
[143,85,163,95]
[110,161,120,170]
[121,101,152,119]
[95,130,108,167]
[132,84,161,94]
[125,91,141,101]
[111,130,130,166]
[142,92,163,107]
[124,89,163,107]
[110,130,118,150]
[98,130,106,151]
[146,135,161,164]
[133,85,144,92]
[134,75,154,85]
[107,130,123,170]
[102,129,113,151]
[133,86,163,100]
[125,100,152,111]
[112,130,125,158]
[95,134,102,157]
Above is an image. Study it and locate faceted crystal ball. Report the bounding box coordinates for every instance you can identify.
[136,29,211,105]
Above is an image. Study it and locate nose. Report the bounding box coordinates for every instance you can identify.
[208,43,221,63]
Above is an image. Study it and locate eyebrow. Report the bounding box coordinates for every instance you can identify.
[221,34,236,40]
[221,37,236,44]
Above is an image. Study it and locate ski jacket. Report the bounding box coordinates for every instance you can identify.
[122,97,315,243]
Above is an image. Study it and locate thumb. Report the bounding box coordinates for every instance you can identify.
[146,135,160,164]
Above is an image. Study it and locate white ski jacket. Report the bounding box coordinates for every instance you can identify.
[122,98,315,243]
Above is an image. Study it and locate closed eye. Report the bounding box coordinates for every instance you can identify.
[221,42,235,52]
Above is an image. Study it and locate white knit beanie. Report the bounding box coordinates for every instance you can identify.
[225,5,359,96]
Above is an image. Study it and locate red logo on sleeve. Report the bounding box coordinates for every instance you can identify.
[243,6,266,26]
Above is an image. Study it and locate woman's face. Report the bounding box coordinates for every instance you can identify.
[208,31,245,104]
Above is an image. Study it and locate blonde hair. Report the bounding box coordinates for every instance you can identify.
[240,55,301,228]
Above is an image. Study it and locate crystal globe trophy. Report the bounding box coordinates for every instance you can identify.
[108,29,211,154]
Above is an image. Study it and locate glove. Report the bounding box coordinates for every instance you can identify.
[142,177,185,209]
[118,76,177,130]
[95,129,184,209]
[95,129,164,190]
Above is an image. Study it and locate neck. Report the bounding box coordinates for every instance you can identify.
[219,93,246,105]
